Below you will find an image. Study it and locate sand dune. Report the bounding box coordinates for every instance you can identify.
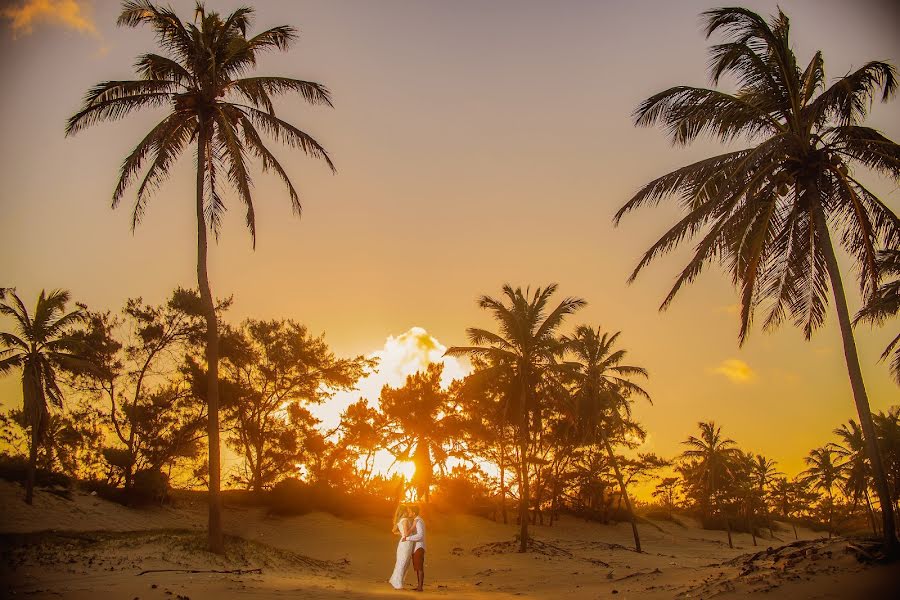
[1,482,897,599]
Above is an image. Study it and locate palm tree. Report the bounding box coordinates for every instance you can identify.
[562,325,650,552]
[856,249,900,384]
[614,6,900,552]
[680,421,739,547]
[750,454,781,538]
[0,289,85,504]
[833,419,879,535]
[446,284,585,552]
[66,1,334,552]
[800,446,847,537]
[770,476,803,539]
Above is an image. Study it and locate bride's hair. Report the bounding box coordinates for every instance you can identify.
[393,503,406,525]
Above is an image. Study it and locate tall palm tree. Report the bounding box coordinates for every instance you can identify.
[446,284,585,552]
[856,249,900,384]
[562,325,650,552]
[0,289,85,504]
[614,6,899,551]
[800,446,847,537]
[66,1,334,552]
[680,421,739,546]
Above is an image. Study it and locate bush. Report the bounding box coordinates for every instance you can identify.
[267,478,393,518]
[431,470,493,516]
[0,453,71,488]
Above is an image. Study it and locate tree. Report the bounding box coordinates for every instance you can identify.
[379,362,460,501]
[770,476,804,539]
[614,6,900,552]
[66,1,335,552]
[562,325,651,552]
[71,289,209,494]
[799,446,847,537]
[218,319,369,494]
[653,477,682,518]
[833,419,878,535]
[447,284,585,551]
[750,454,782,538]
[0,289,85,503]
[455,358,517,524]
[856,249,900,384]
[338,399,388,489]
[679,421,740,547]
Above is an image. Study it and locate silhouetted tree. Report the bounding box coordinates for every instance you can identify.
[379,362,460,501]
[447,284,585,551]
[67,1,334,552]
[0,289,85,503]
[218,319,370,494]
[615,6,900,552]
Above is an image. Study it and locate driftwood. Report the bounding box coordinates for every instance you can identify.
[137,568,263,576]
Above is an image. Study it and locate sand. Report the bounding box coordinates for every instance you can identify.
[1,481,897,599]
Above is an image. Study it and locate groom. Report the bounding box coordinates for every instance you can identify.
[402,505,426,592]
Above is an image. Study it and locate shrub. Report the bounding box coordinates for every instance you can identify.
[0,453,71,488]
[268,478,393,518]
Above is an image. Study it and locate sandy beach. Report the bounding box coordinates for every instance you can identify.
[2,481,896,599]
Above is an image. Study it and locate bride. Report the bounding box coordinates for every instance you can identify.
[389,504,414,589]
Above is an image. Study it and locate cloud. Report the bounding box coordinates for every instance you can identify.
[711,359,756,383]
[2,0,97,37]
[311,326,472,431]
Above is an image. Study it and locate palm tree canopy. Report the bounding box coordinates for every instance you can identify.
[614,6,900,343]
[799,445,847,495]
[561,325,650,440]
[66,0,335,246]
[445,284,586,417]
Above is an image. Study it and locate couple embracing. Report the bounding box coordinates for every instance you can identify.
[389,504,426,591]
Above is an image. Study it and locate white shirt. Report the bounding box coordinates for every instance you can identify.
[404,516,426,552]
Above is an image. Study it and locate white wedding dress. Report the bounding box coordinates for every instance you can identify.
[389,517,414,589]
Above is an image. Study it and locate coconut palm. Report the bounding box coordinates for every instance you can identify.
[0,289,85,504]
[800,446,847,537]
[562,325,650,552]
[856,249,900,384]
[679,421,740,546]
[750,454,781,536]
[65,1,334,552]
[770,476,803,539]
[833,419,881,535]
[614,6,900,551]
[446,284,585,552]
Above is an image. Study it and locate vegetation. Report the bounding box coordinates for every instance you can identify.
[614,5,900,552]
[65,0,335,552]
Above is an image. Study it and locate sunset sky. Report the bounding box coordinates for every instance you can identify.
[1,0,899,485]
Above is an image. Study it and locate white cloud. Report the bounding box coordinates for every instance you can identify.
[710,358,756,384]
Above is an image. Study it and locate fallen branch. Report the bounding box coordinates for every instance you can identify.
[137,568,262,576]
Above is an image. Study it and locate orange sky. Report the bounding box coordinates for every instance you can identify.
[1,0,899,484]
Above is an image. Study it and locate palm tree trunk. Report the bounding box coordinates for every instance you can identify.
[499,441,507,524]
[814,209,898,553]
[518,427,529,552]
[864,489,878,536]
[602,434,642,553]
[725,515,733,549]
[196,121,224,554]
[25,425,37,505]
